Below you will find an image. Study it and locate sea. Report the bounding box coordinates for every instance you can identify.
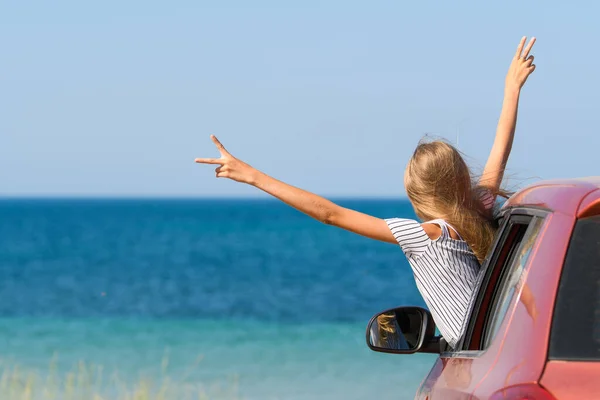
[0,199,438,400]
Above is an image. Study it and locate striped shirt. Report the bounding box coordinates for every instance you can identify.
[385,193,495,348]
[385,218,479,348]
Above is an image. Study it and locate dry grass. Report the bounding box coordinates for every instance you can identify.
[0,353,242,400]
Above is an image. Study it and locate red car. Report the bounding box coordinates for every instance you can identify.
[366,177,600,400]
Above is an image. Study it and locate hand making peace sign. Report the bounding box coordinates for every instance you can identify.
[195,135,257,184]
[506,36,537,90]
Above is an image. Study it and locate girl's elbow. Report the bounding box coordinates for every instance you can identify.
[322,211,335,225]
[318,203,343,226]
[321,207,340,226]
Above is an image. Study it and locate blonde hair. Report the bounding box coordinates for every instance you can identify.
[405,139,510,263]
[376,312,396,344]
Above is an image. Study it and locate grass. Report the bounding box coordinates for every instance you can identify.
[0,353,243,400]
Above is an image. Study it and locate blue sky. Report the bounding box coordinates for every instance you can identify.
[1,1,598,197]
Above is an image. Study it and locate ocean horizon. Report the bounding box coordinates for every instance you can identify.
[0,195,410,201]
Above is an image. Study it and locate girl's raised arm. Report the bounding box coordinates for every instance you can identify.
[480,36,537,193]
[195,135,397,244]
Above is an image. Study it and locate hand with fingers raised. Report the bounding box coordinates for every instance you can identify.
[195,135,257,184]
[506,36,537,91]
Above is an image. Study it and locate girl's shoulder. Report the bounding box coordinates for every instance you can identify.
[421,219,462,241]
[421,222,443,240]
[384,218,432,258]
[385,218,464,258]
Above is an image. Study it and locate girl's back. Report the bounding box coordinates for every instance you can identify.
[386,218,481,348]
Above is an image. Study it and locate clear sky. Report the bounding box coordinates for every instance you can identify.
[1,1,598,197]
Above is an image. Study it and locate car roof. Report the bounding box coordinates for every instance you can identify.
[504,177,600,217]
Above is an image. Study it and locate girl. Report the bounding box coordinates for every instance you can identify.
[195,37,537,348]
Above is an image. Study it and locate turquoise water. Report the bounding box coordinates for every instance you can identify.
[0,199,437,399]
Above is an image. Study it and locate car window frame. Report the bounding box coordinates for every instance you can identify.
[479,216,545,348]
[443,206,549,356]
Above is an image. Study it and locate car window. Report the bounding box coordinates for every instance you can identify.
[550,215,600,360]
[480,217,544,349]
[456,211,547,352]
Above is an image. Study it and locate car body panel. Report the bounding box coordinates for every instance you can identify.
[540,361,600,399]
[577,188,600,218]
[503,179,599,217]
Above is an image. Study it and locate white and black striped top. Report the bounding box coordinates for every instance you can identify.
[384,218,482,348]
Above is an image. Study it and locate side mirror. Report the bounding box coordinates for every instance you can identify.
[366,306,438,354]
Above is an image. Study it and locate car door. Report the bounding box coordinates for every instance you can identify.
[417,208,547,400]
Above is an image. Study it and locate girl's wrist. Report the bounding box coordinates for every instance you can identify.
[504,85,521,98]
[245,167,261,186]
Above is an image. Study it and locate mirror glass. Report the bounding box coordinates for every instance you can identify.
[367,307,424,351]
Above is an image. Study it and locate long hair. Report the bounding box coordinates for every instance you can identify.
[404,139,511,263]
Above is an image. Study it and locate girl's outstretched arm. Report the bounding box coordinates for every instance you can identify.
[195,135,397,244]
[480,36,537,193]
